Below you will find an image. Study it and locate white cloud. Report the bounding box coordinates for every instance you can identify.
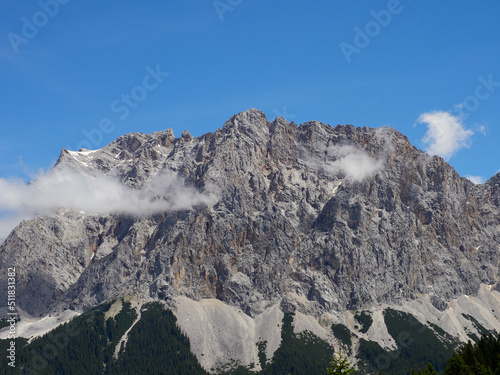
[305,144,383,182]
[325,145,383,182]
[417,111,474,160]
[464,175,485,184]
[0,169,217,242]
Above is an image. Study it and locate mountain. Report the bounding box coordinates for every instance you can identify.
[1,109,500,373]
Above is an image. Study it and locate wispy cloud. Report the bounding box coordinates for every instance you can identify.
[474,122,488,136]
[417,111,474,160]
[0,169,216,242]
[464,175,485,184]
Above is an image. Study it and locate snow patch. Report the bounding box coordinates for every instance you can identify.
[332,181,343,195]
[69,149,100,156]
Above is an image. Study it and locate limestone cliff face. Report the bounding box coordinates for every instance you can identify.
[1,109,499,321]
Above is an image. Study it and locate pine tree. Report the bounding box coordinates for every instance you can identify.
[422,363,438,375]
[443,353,473,375]
[327,348,355,375]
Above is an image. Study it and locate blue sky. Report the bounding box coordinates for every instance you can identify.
[1,0,499,182]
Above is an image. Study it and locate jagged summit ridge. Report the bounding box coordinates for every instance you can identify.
[0,109,498,325]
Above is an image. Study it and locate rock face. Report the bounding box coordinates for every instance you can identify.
[1,109,500,323]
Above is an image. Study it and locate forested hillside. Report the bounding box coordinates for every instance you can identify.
[442,334,500,375]
[0,302,206,375]
[0,302,333,375]
[2,300,499,375]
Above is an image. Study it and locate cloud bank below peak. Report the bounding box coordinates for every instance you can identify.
[0,169,216,243]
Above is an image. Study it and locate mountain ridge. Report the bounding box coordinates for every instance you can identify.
[1,108,500,371]
[2,108,499,317]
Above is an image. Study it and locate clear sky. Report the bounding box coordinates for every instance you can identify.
[1,0,499,183]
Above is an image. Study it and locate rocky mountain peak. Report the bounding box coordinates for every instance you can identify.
[180,129,192,139]
[232,107,269,124]
[1,110,499,325]
[221,108,270,137]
